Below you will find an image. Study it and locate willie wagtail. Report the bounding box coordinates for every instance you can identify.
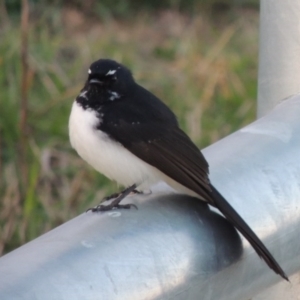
[69,58,287,280]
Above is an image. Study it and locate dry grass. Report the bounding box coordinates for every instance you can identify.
[0,6,259,255]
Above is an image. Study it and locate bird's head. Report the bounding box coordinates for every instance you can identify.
[76,59,135,109]
[88,59,134,89]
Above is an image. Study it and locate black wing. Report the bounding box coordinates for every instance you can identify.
[101,118,212,200]
[99,117,287,280]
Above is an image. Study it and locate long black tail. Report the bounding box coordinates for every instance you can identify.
[210,185,288,281]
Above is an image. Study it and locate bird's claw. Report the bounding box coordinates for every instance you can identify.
[86,203,138,212]
[103,192,121,202]
[104,189,143,202]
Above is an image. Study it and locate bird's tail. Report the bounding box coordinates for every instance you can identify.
[210,184,288,281]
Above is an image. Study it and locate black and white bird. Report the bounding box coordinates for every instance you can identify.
[69,58,287,280]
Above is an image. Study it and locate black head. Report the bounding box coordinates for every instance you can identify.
[76,59,135,110]
[88,59,134,89]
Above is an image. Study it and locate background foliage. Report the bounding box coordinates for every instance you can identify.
[0,0,259,254]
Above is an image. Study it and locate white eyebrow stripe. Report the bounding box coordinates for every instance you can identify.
[106,70,116,76]
[88,69,92,74]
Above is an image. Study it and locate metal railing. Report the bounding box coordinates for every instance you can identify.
[253,0,300,298]
[1,1,300,299]
[257,0,300,118]
[0,95,299,299]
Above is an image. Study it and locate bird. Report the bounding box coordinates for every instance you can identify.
[69,58,288,281]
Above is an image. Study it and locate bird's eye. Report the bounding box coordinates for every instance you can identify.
[104,73,117,81]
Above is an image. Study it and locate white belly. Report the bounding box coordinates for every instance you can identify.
[69,102,161,189]
[69,101,200,198]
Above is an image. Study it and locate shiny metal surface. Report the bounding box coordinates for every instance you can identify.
[0,95,299,299]
[257,0,300,118]
[254,1,300,299]
[253,272,300,300]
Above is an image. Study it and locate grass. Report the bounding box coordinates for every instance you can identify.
[0,6,259,255]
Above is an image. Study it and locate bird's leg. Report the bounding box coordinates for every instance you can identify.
[104,188,143,202]
[103,191,122,202]
[87,184,138,212]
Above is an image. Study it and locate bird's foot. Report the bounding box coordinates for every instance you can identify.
[87,203,138,212]
[103,188,143,202]
[103,192,122,202]
[87,184,138,212]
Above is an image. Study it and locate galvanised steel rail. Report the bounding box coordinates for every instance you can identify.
[1,1,300,298]
[0,95,299,300]
[257,0,300,118]
[253,0,300,298]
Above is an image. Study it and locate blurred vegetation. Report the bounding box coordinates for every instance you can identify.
[0,0,259,254]
[5,0,259,18]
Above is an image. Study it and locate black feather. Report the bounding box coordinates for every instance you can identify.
[85,59,288,280]
[210,185,289,281]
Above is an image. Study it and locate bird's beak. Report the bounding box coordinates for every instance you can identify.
[89,78,103,85]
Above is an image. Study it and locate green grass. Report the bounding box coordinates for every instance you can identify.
[0,7,258,254]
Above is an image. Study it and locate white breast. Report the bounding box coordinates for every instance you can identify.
[69,102,161,189]
[69,101,200,198]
